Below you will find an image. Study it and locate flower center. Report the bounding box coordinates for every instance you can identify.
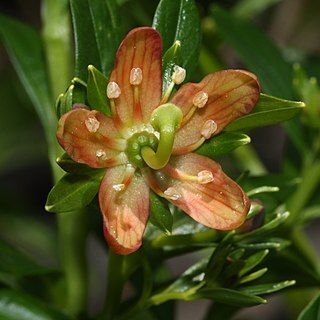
[126,131,159,168]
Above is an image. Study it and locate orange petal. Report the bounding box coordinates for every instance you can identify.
[109,27,162,125]
[154,153,250,230]
[57,108,126,168]
[171,70,260,153]
[99,165,150,254]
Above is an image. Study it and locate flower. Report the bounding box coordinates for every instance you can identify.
[57,27,260,254]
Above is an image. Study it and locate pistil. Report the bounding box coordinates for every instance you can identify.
[141,103,183,170]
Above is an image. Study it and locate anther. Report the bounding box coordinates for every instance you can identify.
[197,170,214,184]
[107,81,121,99]
[201,120,218,139]
[172,65,186,85]
[193,91,208,108]
[96,149,106,158]
[113,184,125,192]
[164,187,181,201]
[130,68,142,85]
[85,116,100,133]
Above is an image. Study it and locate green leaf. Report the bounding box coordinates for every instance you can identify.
[232,0,280,19]
[298,292,320,320]
[238,238,291,250]
[0,14,56,136]
[191,288,266,306]
[241,280,296,296]
[88,0,122,76]
[149,191,173,234]
[247,186,279,197]
[87,65,111,116]
[0,240,54,278]
[239,249,269,277]
[56,153,103,175]
[235,211,290,241]
[196,132,251,157]
[0,289,70,320]
[45,172,104,213]
[238,267,268,284]
[162,40,182,94]
[211,5,294,99]
[70,0,101,81]
[225,94,305,132]
[153,0,201,78]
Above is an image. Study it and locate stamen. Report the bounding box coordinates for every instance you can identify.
[193,91,208,108]
[160,65,186,104]
[112,164,135,192]
[164,187,181,201]
[161,165,214,185]
[102,152,128,167]
[201,120,218,139]
[172,66,186,85]
[181,91,209,128]
[172,137,205,155]
[106,81,121,99]
[106,81,124,131]
[130,68,142,85]
[130,68,143,124]
[113,184,125,191]
[85,116,100,133]
[96,149,106,158]
[197,170,214,184]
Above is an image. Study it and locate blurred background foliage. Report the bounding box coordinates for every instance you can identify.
[0,0,320,319]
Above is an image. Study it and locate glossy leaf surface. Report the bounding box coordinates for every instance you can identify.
[153,0,201,78]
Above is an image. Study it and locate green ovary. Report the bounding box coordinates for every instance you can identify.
[126,132,159,168]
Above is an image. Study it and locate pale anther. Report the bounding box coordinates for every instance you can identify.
[172,65,186,85]
[85,116,100,133]
[96,149,106,158]
[193,91,208,108]
[130,68,143,85]
[201,120,218,139]
[164,187,181,201]
[113,184,125,192]
[197,170,214,184]
[107,81,121,99]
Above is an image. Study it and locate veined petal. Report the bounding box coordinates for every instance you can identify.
[99,166,150,254]
[154,153,249,230]
[171,70,260,153]
[109,27,162,125]
[57,108,126,168]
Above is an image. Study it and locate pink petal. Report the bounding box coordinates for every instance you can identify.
[99,166,150,254]
[57,108,125,168]
[109,27,162,125]
[171,70,260,153]
[154,153,250,230]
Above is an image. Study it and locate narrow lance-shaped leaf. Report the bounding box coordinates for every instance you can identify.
[298,292,320,320]
[162,40,182,94]
[211,5,294,99]
[0,14,55,136]
[240,280,296,296]
[149,191,173,234]
[225,93,305,132]
[45,172,104,213]
[88,0,123,76]
[0,289,71,320]
[191,288,266,306]
[0,240,54,278]
[196,132,251,157]
[70,0,101,80]
[87,65,112,116]
[153,0,201,78]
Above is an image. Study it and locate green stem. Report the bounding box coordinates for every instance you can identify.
[287,159,320,225]
[42,0,87,315]
[233,145,267,175]
[101,251,127,320]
